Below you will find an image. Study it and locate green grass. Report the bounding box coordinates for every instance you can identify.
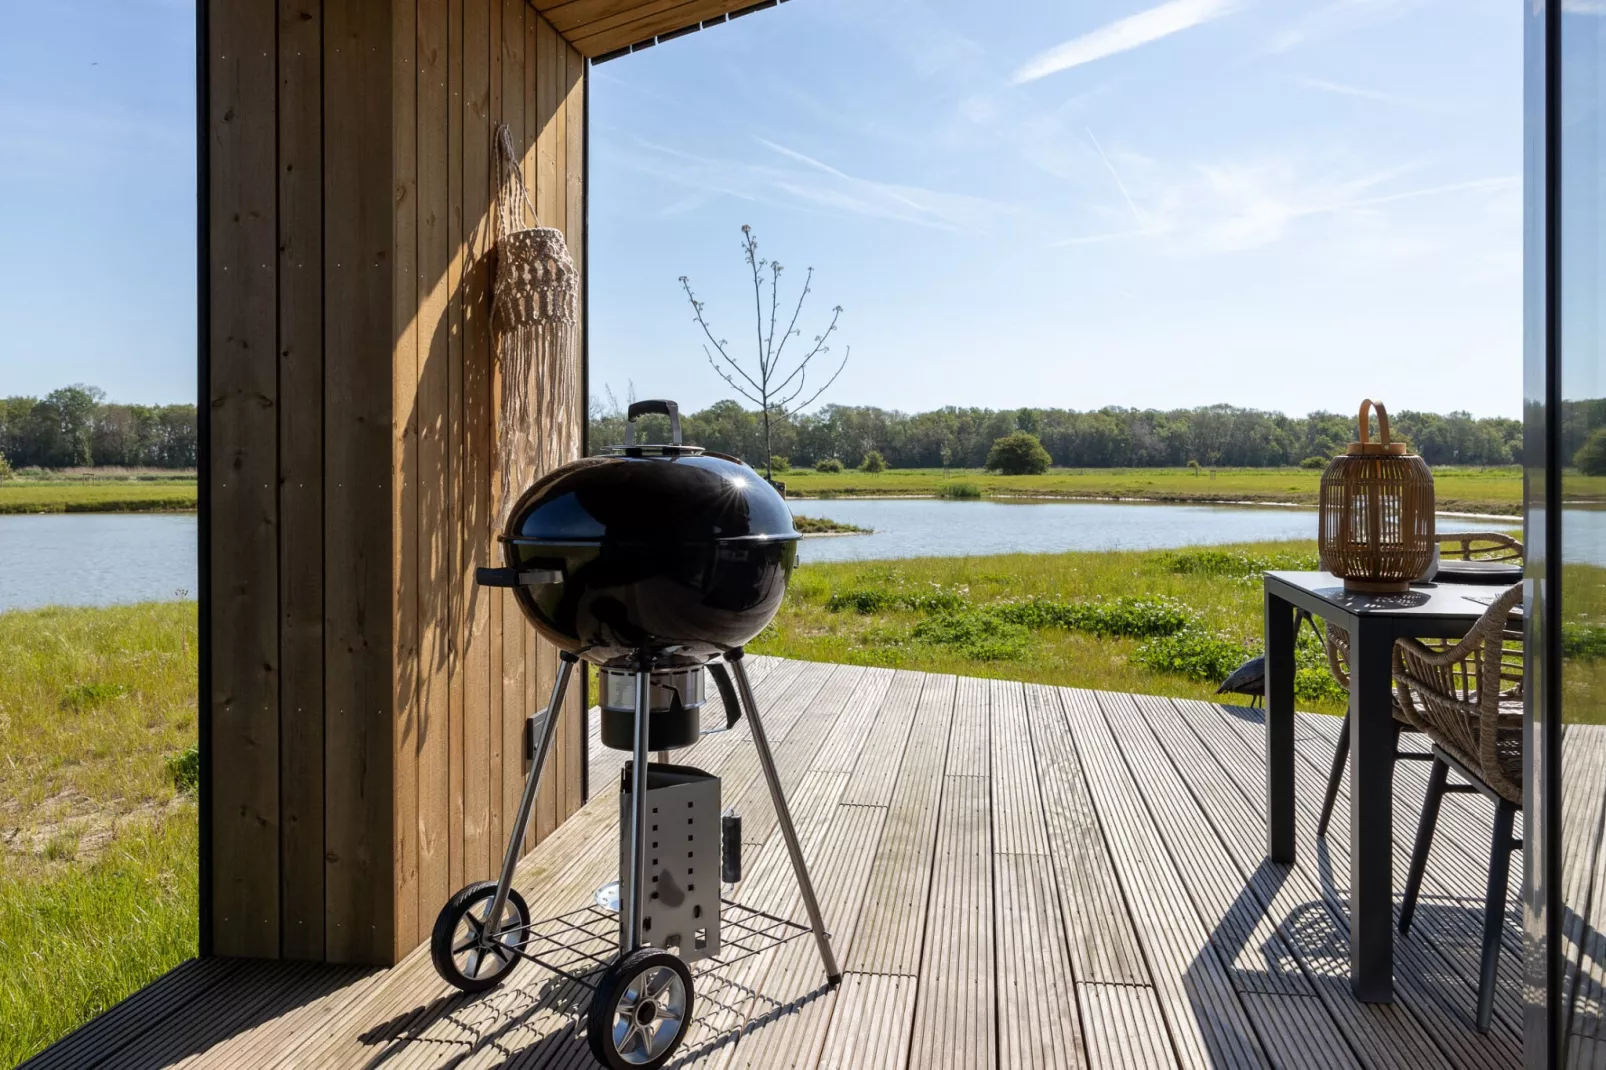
[0,482,197,514]
[0,602,198,1064]
[751,538,1350,714]
[0,818,197,1067]
[777,465,1524,515]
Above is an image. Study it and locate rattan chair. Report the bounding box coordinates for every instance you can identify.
[1315,531,1524,839]
[1393,582,1524,1034]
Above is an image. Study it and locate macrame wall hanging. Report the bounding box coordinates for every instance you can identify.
[493,122,579,524]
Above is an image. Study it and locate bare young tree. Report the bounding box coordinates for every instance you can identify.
[680,225,850,481]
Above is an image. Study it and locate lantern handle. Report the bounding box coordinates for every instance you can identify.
[1357,399,1392,447]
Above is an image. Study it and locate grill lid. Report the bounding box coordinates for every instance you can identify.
[502,399,798,546]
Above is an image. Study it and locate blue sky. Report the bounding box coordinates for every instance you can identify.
[0,0,1521,417]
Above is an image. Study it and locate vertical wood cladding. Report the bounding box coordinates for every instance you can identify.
[206,0,586,965]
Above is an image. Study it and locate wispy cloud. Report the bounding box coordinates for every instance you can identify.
[1012,0,1245,84]
[1084,127,1148,226]
[609,134,1009,233]
[1052,152,1515,253]
[1299,77,1402,103]
[1268,0,1429,53]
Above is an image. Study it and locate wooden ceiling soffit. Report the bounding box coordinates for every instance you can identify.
[535,0,791,61]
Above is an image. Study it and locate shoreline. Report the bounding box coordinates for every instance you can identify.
[786,492,1522,522]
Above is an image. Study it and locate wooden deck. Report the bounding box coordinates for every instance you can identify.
[26,658,1527,1069]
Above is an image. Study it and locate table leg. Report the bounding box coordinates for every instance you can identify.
[1348,624,1396,1003]
[1264,590,1296,863]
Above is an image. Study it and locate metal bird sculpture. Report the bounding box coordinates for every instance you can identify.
[1216,609,1322,707]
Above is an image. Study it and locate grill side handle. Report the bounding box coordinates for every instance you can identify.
[706,661,743,732]
[475,566,563,588]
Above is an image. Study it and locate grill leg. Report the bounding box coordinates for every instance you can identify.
[726,651,842,986]
[624,665,653,953]
[486,653,576,933]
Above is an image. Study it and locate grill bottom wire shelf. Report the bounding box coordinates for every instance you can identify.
[432,898,822,1064]
[511,898,812,991]
[370,899,826,1066]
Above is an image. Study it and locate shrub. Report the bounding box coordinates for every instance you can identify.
[1300,455,1328,470]
[985,432,1051,475]
[165,744,200,793]
[937,482,982,500]
[1135,627,1345,702]
[1576,428,1606,476]
[1133,631,1252,682]
[1563,621,1606,660]
[769,455,790,473]
[989,596,1194,639]
[815,457,843,473]
[827,588,966,614]
[1162,548,1320,578]
[860,450,887,473]
[911,612,1031,661]
[0,454,12,482]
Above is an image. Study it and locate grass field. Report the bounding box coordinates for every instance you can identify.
[0,464,1529,515]
[0,603,198,1066]
[0,482,197,514]
[753,539,1351,716]
[778,464,1525,515]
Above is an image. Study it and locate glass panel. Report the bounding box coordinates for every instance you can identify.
[1558,6,1606,1064]
[1522,0,1553,1060]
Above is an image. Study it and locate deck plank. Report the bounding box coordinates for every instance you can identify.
[909,773,995,1070]
[1060,689,1269,1069]
[845,673,956,975]
[1023,683,1149,988]
[816,974,918,1070]
[995,853,1088,1070]
[990,678,1048,856]
[1076,983,1177,1070]
[840,671,925,806]
[734,664,868,848]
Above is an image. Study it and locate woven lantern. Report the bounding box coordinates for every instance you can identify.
[1318,399,1435,593]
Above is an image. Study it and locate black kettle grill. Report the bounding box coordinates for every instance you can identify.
[428,401,838,1070]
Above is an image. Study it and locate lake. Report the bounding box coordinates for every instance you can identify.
[0,502,1522,612]
[0,513,198,612]
[793,498,1510,564]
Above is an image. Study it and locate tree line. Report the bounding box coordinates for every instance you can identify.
[589,398,1523,470]
[0,384,1535,473]
[0,386,197,469]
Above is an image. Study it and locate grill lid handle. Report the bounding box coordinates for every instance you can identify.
[625,399,682,446]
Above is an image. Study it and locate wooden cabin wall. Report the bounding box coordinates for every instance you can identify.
[206,0,586,965]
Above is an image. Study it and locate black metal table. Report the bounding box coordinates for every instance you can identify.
[1263,571,1502,1003]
